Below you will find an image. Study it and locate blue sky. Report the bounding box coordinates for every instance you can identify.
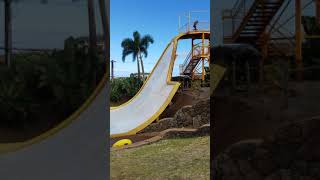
[110,0,210,77]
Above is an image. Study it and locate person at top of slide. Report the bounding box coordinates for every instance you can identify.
[193,20,199,31]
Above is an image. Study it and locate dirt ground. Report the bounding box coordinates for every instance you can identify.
[212,81,320,155]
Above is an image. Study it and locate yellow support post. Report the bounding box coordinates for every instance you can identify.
[202,33,205,56]
[202,33,206,81]
[296,0,303,80]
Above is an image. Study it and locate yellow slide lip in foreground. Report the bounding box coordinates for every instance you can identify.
[110,31,210,138]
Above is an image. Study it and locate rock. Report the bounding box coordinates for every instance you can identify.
[213,118,320,179]
[139,118,174,133]
[173,98,210,128]
[192,115,202,128]
[174,105,193,127]
[227,139,263,160]
[213,154,243,179]
[251,148,276,175]
[195,124,210,136]
[141,98,210,133]
[274,124,303,144]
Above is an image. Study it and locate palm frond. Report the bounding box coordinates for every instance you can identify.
[122,49,134,62]
[121,38,135,62]
[140,35,154,49]
[121,31,153,62]
[121,38,134,48]
[140,47,148,58]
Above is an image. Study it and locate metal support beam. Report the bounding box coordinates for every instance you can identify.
[201,33,205,81]
[111,60,116,80]
[202,58,205,81]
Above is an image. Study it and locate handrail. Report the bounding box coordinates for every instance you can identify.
[222,0,256,38]
[181,44,210,73]
[178,21,210,33]
[182,50,193,73]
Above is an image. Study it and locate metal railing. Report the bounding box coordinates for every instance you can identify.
[178,11,210,33]
[181,50,193,74]
[178,21,210,33]
[181,43,210,74]
[222,0,256,39]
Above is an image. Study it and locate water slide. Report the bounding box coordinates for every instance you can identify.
[0,78,108,179]
[0,31,208,179]
[111,31,209,137]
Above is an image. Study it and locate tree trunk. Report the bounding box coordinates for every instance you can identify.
[136,56,141,80]
[4,0,12,68]
[316,0,320,27]
[139,53,145,80]
[87,0,98,85]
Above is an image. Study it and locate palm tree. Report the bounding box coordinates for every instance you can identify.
[121,31,154,80]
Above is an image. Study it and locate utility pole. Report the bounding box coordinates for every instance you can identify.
[4,0,12,68]
[111,60,116,80]
[295,0,302,80]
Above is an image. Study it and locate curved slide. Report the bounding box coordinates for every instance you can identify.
[0,77,108,179]
[111,40,180,138]
[111,31,209,137]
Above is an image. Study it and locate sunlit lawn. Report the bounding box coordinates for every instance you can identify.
[111,136,210,180]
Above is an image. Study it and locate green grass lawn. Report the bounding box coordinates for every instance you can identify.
[111,136,210,180]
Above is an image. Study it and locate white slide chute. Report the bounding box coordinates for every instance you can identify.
[111,41,180,137]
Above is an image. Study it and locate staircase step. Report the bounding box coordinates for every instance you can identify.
[224,0,284,44]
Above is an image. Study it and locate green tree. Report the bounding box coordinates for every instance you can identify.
[121,31,154,80]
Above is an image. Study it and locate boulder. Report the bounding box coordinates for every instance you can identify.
[213,117,320,179]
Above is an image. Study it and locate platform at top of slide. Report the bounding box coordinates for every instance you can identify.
[111,31,210,138]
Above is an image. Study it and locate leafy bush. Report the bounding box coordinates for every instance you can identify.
[110,77,142,102]
[0,36,105,129]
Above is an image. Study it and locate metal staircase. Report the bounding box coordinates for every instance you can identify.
[223,0,285,50]
[181,43,210,79]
